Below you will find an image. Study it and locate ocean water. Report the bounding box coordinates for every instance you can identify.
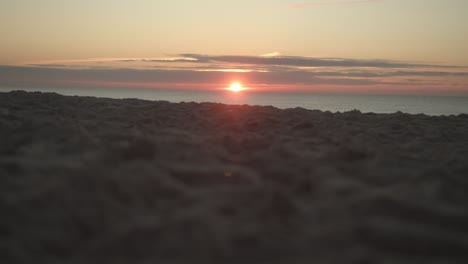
[2,86,468,116]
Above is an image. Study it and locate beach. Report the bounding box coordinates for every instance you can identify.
[1,90,468,263]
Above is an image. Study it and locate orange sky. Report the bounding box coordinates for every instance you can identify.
[1,0,467,95]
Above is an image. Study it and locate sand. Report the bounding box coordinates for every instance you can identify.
[1,90,468,263]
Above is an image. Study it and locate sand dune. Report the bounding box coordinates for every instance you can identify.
[1,90,468,263]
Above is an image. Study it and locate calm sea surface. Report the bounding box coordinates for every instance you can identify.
[2,86,468,116]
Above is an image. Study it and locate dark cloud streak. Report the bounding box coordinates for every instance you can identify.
[0,65,379,87]
[178,54,463,69]
[1,52,467,92]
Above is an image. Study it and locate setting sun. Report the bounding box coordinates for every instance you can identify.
[228,82,244,92]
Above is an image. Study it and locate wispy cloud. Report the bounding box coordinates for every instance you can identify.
[22,57,197,66]
[3,53,467,95]
[261,52,281,57]
[178,54,462,69]
[25,54,463,70]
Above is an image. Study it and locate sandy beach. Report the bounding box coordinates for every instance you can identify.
[1,90,468,263]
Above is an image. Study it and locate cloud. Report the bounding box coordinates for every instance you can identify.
[28,64,69,68]
[0,65,380,89]
[178,54,462,69]
[261,52,281,57]
[24,54,464,71]
[3,53,466,94]
[1,64,466,91]
[22,57,198,66]
[307,70,468,78]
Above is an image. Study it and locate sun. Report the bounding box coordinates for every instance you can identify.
[228,82,244,92]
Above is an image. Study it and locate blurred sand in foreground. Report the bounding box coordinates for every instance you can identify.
[1,91,468,264]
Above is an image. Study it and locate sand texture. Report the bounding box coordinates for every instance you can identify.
[1,91,468,264]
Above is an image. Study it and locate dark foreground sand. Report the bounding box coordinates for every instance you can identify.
[1,91,468,264]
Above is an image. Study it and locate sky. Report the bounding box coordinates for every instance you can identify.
[1,0,468,95]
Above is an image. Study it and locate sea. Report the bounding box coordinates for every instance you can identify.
[2,86,468,116]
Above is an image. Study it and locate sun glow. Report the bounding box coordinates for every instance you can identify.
[228,82,245,92]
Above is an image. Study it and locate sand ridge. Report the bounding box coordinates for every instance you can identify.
[1,91,468,263]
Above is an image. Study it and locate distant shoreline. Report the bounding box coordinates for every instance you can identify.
[2,88,468,116]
